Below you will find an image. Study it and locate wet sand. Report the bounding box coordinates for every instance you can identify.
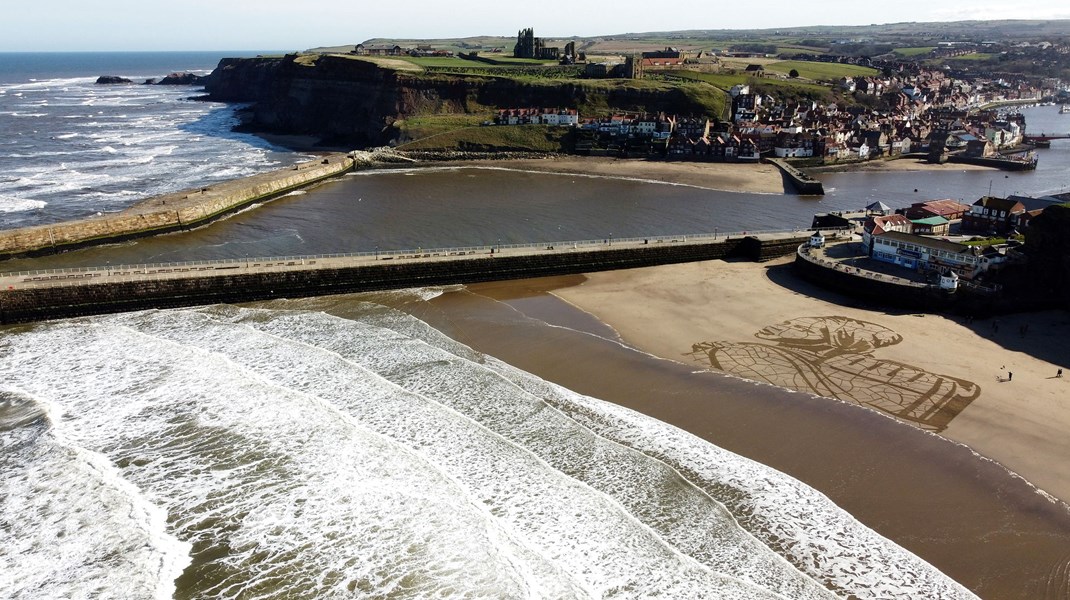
[415,154,994,191]
[553,256,1070,505]
[809,157,994,173]
[412,273,1070,600]
[429,156,791,194]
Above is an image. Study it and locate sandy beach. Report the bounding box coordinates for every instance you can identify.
[434,155,791,194]
[424,270,1070,599]
[553,256,1070,505]
[808,156,994,173]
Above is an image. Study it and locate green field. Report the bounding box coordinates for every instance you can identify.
[895,47,936,57]
[764,60,878,81]
[950,52,998,61]
[393,114,490,141]
[666,70,751,88]
[397,56,474,68]
[666,70,831,99]
[473,55,558,66]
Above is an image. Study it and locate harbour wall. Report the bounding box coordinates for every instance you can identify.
[766,158,825,195]
[0,155,355,261]
[0,235,808,324]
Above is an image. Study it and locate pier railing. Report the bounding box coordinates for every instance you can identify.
[1,227,851,289]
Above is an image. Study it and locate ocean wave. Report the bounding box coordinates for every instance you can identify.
[0,387,191,600]
[0,196,47,213]
[348,303,980,600]
[0,306,981,599]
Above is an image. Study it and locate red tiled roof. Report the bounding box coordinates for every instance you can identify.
[912,199,970,217]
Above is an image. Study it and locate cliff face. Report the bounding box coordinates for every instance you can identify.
[207,55,404,146]
[204,55,722,147]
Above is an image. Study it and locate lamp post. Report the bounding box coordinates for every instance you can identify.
[375,245,379,260]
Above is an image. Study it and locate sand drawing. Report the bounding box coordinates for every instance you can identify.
[688,316,980,432]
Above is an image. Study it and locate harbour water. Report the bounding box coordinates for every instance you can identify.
[3,54,1070,599]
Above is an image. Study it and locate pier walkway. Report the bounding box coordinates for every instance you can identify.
[1,229,841,291]
[0,228,852,324]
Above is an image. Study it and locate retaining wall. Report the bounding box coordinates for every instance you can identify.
[793,248,956,310]
[0,156,355,260]
[1,236,807,324]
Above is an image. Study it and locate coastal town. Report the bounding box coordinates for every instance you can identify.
[482,29,1069,168]
[7,10,1070,600]
[800,192,1068,299]
[466,28,1070,306]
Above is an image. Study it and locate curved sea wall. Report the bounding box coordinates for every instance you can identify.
[793,244,954,310]
[792,245,1027,315]
[0,155,354,260]
[0,235,812,324]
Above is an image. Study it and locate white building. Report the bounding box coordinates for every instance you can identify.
[869,231,981,279]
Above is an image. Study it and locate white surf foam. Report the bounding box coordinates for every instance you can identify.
[341,301,980,600]
[0,387,191,600]
[0,305,983,598]
[0,196,47,213]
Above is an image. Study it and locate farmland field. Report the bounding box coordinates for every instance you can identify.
[764,60,879,80]
[895,46,936,57]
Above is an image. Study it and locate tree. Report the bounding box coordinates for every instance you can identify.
[788,68,800,78]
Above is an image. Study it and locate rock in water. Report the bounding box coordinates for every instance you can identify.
[157,72,206,85]
[95,75,133,84]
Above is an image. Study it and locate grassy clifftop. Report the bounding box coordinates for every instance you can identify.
[208,53,729,150]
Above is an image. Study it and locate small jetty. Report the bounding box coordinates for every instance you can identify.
[947,152,1038,171]
[766,158,824,195]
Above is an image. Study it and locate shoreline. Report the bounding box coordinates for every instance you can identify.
[415,155,791,194]
[422,273,1070,600]
[551,256,1070,505]
[804,156,995,174]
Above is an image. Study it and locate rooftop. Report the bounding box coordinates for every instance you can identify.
[877,230,973,254]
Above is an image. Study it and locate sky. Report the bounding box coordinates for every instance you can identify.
[4,0,1070,52]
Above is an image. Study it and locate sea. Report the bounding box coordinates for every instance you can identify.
[3,52,1070,599]
[0,52,305,229]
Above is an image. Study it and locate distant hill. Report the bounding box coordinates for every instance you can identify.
[307,20,1070,56]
